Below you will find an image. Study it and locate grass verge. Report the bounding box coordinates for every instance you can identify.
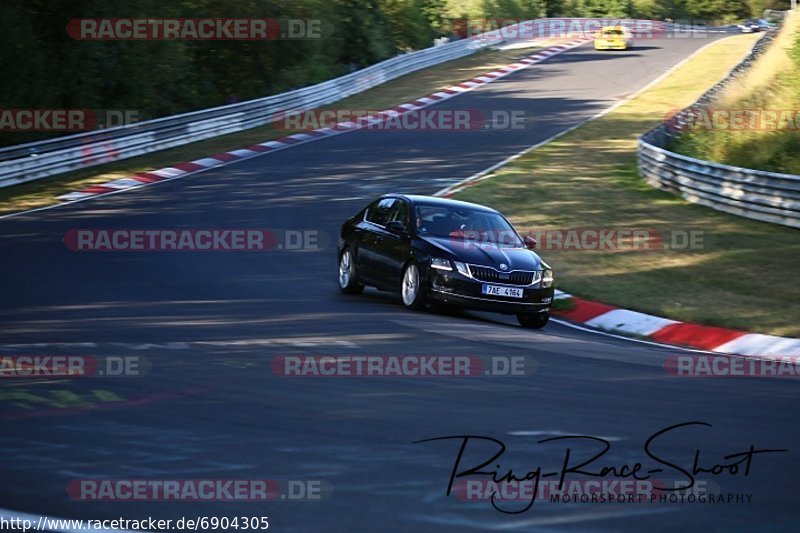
[454,33,800,338]
[671,10,800,174]
[0,41,562,216]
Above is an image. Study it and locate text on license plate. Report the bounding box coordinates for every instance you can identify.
[482,285,523,298]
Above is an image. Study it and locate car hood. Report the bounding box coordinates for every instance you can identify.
[418,236,547,271]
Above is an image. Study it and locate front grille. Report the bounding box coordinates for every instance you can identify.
[468,265,537,286]
[469,265,500,283]
[509,271,536,285]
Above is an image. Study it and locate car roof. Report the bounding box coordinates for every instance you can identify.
[381,194,499,213]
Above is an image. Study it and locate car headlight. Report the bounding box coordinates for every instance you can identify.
[453,261,471,278]
[541,269,554,288]
[430,257,453,271]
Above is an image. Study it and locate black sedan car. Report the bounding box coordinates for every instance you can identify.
[338,194,554,328]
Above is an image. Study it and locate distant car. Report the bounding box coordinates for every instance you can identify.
[594,26,633,51]
[338,194,554,329]
[738,19,770,33]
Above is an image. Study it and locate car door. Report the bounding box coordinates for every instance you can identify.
[374,199,413,287]
[354,197,394,284]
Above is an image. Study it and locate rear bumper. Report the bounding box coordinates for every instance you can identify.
[594,42,628,50]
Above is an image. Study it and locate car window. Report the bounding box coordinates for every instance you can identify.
[387,200,410,226]
[365,198,395,227]
[414,204,523,247]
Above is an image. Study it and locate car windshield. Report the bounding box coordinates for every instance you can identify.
[601,29,623,36]
[414,204,523,247]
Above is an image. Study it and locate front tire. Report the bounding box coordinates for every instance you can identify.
[401,262,426,310]
[338,248,364,294]
[518,311,550,329]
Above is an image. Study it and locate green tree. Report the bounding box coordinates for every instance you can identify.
[381,0,436,50]
[333,0,392,66]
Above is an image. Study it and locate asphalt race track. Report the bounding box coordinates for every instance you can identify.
[1,37,798,532]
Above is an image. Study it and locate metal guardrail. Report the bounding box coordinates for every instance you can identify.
[638,19,800,229]
[638,138,800,228]
[0,28,508,188]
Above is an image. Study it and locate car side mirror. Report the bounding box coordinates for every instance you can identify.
[386,220,408,236]
[523,235,537,250]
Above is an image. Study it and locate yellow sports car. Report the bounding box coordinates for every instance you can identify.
[594,26,633,50]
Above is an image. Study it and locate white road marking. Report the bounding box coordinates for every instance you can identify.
[508,429,625,441]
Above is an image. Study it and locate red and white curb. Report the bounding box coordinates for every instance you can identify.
[552,289,800,356]
[53,39,589,204]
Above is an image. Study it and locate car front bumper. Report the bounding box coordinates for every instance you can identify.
[427,270,553,315]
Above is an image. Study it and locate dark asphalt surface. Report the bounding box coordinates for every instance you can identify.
[1,37,798,532]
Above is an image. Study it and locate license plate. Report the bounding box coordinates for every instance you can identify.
[482,285,523,299]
